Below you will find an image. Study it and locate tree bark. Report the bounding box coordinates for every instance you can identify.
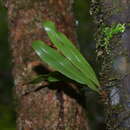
[6,0,89,129]
[91,0,130,129]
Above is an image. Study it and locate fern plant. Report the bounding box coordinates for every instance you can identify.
[32,21,101,93]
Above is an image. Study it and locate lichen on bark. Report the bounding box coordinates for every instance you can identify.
[90,0,130,129]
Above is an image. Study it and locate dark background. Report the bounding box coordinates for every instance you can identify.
[0,2,16,130]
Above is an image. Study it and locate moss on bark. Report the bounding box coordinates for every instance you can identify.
[90,0,130,129]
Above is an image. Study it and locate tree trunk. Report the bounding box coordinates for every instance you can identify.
[91,0,130,129]
[6,0,89,129]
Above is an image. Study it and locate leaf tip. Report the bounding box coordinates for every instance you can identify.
[42,21,56,32]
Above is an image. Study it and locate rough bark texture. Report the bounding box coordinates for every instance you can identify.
[91,0,130,129]
[6,0,89,129]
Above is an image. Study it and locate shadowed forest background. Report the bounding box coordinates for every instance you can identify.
[0,0,103,129]
[0,2,16,130]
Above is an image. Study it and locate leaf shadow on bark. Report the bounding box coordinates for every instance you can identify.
[27,64,87,108]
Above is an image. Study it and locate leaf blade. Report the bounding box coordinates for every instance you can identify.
[32,40,96,89]
[43,21,100,88]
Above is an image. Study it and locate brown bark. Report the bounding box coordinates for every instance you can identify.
[6,0,89,129]
[91,0,130,129]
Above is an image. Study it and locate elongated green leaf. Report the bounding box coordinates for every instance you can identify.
[28,72,67,84]
[58,32,100,84]
[43,21,100,87]
[33,41,90,84]
[32,40,99,92]
[32,41,99,91]
[28,74,58,84]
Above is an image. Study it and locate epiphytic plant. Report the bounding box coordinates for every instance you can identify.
[32,21,100,93]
